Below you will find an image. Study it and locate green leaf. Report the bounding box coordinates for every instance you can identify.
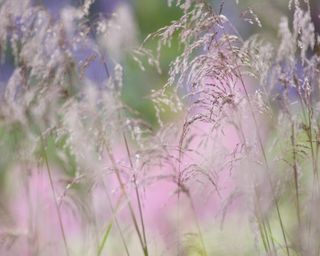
[97,222,113,256]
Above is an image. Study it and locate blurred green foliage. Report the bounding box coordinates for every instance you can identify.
[121,1,183,127]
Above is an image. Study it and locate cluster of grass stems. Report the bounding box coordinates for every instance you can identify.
[0,0,320,255]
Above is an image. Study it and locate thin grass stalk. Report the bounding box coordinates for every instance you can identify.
[177,172,181,256]
[296,79,318,181]
[188,194,208,256]
[282,82,301,227]
[307,107,319,181]
[296,79,319,252]
[256,205,271,254]
[254,186,277,255]
[176,122,188,255]
[100,181,130,256]
[216,18,291,256]
[291,123,301,224]
[105,146,147,255]
[40,135,70,256]
[122,133,149,255]
[202,13,291,252]
[239,69,290,256]
[23,166,39,255]
[94,36,148,254]
[175,122,209,255]
[97,222,113,256]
